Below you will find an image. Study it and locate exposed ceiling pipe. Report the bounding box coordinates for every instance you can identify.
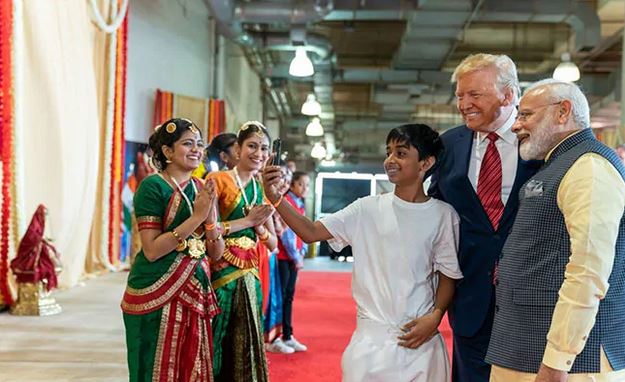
[203,0,252,45]
[441,0,486,66]
[313,61,336,156]
[261,65,451,85]
[477,0,601,52]
[205,0,423,46]
[392,0,601,71]
[324,0,418,21]
[392,0,474,70]
[579,27,624,69]
[248,32,332,61]
[235,0,334,24]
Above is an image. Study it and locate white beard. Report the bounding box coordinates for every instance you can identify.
[519,117,559,161]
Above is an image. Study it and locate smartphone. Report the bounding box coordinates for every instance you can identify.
[272,139,282,166]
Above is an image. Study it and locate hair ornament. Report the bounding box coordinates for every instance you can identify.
[166,122,177,133]
[238,120,267,138]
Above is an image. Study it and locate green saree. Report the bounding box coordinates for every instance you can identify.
[121,174,220,382]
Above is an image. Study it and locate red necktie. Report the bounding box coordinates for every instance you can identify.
[477,132,504,231]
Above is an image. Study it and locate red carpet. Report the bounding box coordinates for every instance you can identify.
[267,271,453,381]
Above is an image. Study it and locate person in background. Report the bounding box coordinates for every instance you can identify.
[264,163,293,354]
[263,124,462,381]
[428,53,540,382]
[208,133,238,171]
[193,133,238,179]
[286,160,297,174]
[272,170,310,353]
[121,118,223,382]
[206,121,278,382]
[487,79,625,382]
[615,144,625,165]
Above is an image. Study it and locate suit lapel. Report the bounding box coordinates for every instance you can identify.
[453,127,494,232]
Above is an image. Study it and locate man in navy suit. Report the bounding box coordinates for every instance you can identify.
[428,53,540,382]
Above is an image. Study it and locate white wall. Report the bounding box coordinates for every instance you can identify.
[223,40,263,132]
[126,0,214,142]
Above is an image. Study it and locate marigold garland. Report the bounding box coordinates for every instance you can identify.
[0,0,14,305]
[11,0,24,243]
[108,2,128,265]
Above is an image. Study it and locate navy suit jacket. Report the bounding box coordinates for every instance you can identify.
[428,125,541,337]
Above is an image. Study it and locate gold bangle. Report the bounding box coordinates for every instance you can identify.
[257,230,270,241]
[171,230,187,251]
[206,233,223,243]
[171,229,183,244]
[204,222,216,231]
[222,221,231,237]
[272,195,283,208]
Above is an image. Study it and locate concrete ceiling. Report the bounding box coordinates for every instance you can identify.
[205,0,625,167]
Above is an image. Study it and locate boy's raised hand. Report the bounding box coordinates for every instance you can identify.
[262,154,283,203]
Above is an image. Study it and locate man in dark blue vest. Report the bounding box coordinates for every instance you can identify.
[486,79,625,381]
[429,54,540,382]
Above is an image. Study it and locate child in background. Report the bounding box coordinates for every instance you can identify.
[275,171,310,352]
[265,164,294,353]
[262,124,462,382]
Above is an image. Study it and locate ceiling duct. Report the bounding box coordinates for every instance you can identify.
[313,61,336,156]
[323,0,418,21]
[235,0,334,24]
[477,0,601,52]
[248,32,332,61]
[204,0,334,44]
[392,0,601,71]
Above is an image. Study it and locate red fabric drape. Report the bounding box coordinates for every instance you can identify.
[10,205,60,290]
[152,93,226,140]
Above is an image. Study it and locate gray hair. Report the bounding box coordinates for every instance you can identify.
[451,53,520,102]
[524,79,590,130]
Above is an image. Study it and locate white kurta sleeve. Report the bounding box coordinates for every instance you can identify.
[319,198,363,252]
[432,206,463,279]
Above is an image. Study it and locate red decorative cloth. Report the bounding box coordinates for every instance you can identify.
[10,205,60,290]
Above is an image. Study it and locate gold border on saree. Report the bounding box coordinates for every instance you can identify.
[224,236,257,250]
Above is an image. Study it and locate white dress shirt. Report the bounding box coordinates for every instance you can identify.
[468,111,518,206]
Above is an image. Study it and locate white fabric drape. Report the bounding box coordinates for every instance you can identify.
[19,0,100,287]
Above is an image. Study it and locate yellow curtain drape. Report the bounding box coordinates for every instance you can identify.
[20,0,101,287]
[85,0,114,275]
[174,94,210,139]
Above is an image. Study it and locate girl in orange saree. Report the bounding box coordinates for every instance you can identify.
[207,121,278,382]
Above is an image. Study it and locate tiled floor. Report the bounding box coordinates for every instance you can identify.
[0,272,128,381]
[0,257,349,381]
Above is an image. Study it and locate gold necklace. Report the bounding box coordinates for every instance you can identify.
[233,167,258,216]
[166,172,205,259]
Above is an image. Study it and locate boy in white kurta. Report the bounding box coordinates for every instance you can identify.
[262,124,462,382]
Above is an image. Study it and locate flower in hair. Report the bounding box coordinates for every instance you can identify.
[166,122,177,133]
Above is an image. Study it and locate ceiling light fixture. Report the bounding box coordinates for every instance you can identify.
[305,117,324,137]
[311,142,327,159]
[289,46,314,77]
[301,94,321,116]
[552,53,580,82]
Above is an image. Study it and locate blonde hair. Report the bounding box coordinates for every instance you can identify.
[451,53,520,102]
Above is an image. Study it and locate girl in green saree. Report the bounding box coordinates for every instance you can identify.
[121,118,224,382]
[206,121,278,382]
